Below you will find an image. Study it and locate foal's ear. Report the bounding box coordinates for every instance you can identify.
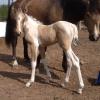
[11,5,16,14]
[11,5,15,11]
[17,7,23,13]
[23,9,28,14]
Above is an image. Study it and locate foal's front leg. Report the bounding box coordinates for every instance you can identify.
[26,44,38,87]
[26,60,37,87]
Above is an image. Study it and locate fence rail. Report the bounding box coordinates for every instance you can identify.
[0,0,14,21]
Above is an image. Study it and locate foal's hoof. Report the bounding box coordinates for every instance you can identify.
[77,89,82,94]
[80,60,85,65]
[26,82,31,87]
[26,80,34,87]
[61,83,66,88]
[24,58,31,64]
[24,58,31,67]
[45,79,50,83]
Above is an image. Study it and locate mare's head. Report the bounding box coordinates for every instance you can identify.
[84,0,100,41]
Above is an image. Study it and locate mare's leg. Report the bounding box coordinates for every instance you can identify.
[39,47,51,80]
[23,37,30,62]
[12,36,18,66]
[26,44,38,87]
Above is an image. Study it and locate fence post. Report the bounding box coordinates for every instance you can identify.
[8,0,10,7]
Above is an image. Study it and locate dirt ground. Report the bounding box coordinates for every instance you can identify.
[0,30,100,100]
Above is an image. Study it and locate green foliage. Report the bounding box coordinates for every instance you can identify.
[0,5,8,21]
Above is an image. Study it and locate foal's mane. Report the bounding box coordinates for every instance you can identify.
[25,14,43,25]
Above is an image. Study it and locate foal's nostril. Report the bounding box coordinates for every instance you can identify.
[17,32,21,36]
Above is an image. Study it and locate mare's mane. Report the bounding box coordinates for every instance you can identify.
[89,0,100,12]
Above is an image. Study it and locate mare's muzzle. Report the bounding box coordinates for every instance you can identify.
[89,34,100,41]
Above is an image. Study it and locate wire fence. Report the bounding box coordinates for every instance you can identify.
[0,0,14,21]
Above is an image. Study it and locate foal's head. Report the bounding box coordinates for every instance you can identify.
[15,9,42,36]
[15,9,25,35]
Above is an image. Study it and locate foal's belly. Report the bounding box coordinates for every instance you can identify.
[38,25,57,46]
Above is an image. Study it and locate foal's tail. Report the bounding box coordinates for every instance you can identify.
[72,25,79,46]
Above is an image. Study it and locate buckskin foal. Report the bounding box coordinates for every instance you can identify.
[15,10,84,94]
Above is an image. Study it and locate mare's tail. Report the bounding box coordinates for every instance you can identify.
[5,4,17,47]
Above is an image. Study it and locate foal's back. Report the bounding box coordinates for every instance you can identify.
[52,21,78,49]
[38,21,78,47]
[53,21,78,38]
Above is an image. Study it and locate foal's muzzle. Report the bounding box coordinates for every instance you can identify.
[17,31,21,36]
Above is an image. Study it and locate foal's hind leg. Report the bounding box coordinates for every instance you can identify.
[71,50,84,94]
[23,37,30,62]
[62,48,84,94]
[61,49,72,87]
[62,51,68,73]
[36,47,47,69]
[39,47,51,81]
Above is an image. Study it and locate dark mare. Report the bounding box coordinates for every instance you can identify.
[5,0,100,72]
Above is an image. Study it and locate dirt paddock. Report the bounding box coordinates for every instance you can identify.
[0,30,100,100]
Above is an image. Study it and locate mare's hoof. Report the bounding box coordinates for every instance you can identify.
[10,60,18,67]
